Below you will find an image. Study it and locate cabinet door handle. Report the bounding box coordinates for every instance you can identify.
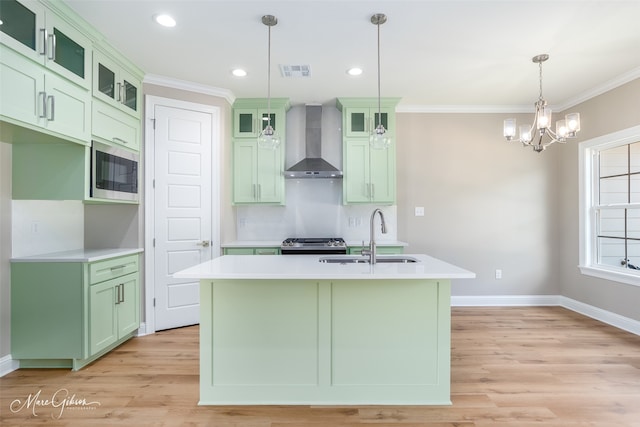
[115,283,121,305]
[47,95,55,121]
[112,137,129,145]
[110,264,126,271]
[38,92,47,118]
[120,283,125,303]
[39,29,47,56]
[116,82,122,102]
[47,33,56,61]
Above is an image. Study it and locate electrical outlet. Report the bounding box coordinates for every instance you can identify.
[415,207,425,216]
[495,269,502,279]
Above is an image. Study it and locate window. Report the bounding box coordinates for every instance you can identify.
[579,125,640,286]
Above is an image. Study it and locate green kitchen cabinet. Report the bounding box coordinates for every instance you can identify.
[337,98,400,205]
[232,138,284,204]
[0,44,91,144]
[232,98,289,139]
[341,106,395,139]
[92,49,141,118]
[0,0,92,89]
[343,138,396,204]
[11,252,140,370]
[92,97,140,151]
[89,272,139,356]
[232,98,290,205]
[347,245,404,255]
[224,247,281,255]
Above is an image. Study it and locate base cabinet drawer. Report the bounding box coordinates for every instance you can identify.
[89,254,139,285]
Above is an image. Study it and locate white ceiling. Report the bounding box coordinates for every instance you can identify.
[64,0,640,111]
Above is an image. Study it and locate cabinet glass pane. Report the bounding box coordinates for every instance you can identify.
[350,112,366,132]
[261,113,276,131]
[238,113,254,133]
[123,80,137,111]
[54,28,84,78]
[0,0,36,50]
[98,63,115,99]
[373,112,388,130]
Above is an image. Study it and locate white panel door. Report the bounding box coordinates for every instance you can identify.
[154,104,212,331]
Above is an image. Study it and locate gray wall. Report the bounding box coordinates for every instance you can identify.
[396,112,560,296]
[558,79,640,321]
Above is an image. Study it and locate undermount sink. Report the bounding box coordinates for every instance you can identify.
[319,255,419,264]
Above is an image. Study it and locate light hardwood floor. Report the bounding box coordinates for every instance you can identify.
[1,306,639,426]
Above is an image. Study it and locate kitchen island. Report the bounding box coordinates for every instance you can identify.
[174,254,474,405]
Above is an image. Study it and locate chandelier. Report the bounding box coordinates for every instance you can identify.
[370,13,391,149]
[503,54,581,153]
[257,15,280,149]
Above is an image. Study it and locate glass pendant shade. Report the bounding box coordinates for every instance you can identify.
[257,124,280,149]
[537,107,552,130]
[503,118,516,140]
[565,112,581,135]
[370,124,392,149]
[519,125,532,143]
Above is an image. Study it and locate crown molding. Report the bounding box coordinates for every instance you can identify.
[397,66,640,114]
[143,74,235,105]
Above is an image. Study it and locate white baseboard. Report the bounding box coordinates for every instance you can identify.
[0,354,19,377]
[559,296,640,336]
[451,294,560,306]
[452,294,640,336]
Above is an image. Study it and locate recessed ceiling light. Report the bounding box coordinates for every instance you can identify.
[232,68,247,77]
[347,67,363,76]
[154,14,176,27]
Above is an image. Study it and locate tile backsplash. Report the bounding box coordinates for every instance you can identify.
[235,179,397,242]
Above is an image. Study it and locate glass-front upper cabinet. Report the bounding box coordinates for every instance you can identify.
[93,50,141,117]
[0,0,91,89]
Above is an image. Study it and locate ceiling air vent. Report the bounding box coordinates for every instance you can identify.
[279,64,311,78]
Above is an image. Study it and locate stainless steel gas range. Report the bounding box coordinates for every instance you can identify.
[281,237,347,255]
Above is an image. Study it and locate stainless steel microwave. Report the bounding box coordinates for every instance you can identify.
[91,141,139,202]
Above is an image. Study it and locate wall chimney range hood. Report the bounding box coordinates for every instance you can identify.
[285,105,343,179]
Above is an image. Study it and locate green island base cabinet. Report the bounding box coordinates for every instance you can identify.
[173,254,476,405]
[11,250,142,370]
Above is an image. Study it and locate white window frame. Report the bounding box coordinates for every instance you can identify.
[579,125,640,286]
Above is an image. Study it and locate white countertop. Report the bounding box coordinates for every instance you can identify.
[222,240,408,248]
[174,254,475,280]
[11,248,144,263]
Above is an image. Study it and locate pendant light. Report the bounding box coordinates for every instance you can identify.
[370,13,391,150]
[503,54,581,153]
[257,15,281,149]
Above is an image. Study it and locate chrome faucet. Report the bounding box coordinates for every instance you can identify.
[362,208,387,264]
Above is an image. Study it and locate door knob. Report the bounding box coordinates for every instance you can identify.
[197,240,210,247]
